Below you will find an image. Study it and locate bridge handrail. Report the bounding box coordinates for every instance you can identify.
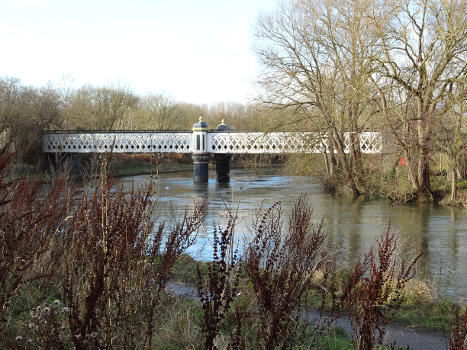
[42,129,192,134]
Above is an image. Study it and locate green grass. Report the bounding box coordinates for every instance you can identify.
[388,299,459,332]
[173,258,461,333]
[315,327,354,350]
[171,254,209,284]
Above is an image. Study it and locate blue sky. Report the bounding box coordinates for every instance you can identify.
[1,0,277,104]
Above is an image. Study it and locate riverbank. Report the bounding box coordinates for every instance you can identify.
[167,254,460,350]
[171,254,463,334]
[167,280,449,350]
[13,154,466,208]
[2,154,465,350]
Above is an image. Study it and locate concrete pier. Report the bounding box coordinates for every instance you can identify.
[214,120,231,183]
[192,154,209,183]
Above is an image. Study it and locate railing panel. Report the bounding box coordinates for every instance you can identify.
[43,132,192,153]
[208,132,382,154]
[43,131,382,154]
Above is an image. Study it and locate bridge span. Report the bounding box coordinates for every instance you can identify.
[43,118,383,182]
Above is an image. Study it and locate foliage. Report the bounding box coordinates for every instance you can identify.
[242,196,332,349]
[0,154,72,343]
[0,154,206,349]
[449,306,467,350]
[1,153,464,350]
[197,218,239,350]
[340,226,423,350]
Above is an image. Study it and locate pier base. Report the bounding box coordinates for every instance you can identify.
[214,154,231,183]
[192,154,209,182]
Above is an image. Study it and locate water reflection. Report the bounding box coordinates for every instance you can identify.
[114,169,467,300]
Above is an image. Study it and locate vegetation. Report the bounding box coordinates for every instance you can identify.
[254,0,466,203]
[2,154,465,349]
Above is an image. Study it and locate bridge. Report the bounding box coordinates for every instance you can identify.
[43,118,383,182]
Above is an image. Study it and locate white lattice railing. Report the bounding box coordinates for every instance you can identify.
[208,132,382,154]
[43,131,382,154]
[43,132,192,153]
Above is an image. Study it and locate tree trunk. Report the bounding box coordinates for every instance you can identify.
[451,166,458,202]
[416,111,433,200]
[330,132,365,197]
[417,147,431,198]
[323,152,330,177]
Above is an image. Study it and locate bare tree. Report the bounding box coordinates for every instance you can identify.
[141,94,180,130]
[255,0,390,196]
[372,0,467,199]
[63,86,138,130]
[0,78,21,153]
[437,85,467,202]
[0,78,63,160]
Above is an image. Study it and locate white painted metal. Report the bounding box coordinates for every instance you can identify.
[208,131,382,154]
[43,132,192,153]
[43,131,382,154]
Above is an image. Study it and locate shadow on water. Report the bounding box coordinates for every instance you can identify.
[114,169,467,300]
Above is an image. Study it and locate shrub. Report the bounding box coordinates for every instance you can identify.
[0,154,73,344]
[197,217,239,350]
[449,306,467,350]
[340,225,423,350]
[244,196,332,349]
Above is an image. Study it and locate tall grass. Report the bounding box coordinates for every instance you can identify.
[0,154,73,344]
[340,226,423,350]
[3,153,462,350]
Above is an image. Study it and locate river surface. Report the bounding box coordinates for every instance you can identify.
[114,169,467,300]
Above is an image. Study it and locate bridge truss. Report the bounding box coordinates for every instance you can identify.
[43,131,383,154]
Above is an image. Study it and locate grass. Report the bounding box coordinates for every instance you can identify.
[171,254,209,284]
[389,299,460,332]
[2,153,464,349]
[173,256,459,334]
[316,327,354,350]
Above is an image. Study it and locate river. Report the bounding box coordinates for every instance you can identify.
[114,168,467,301]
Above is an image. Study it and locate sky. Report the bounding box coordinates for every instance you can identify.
[1,0,277,105]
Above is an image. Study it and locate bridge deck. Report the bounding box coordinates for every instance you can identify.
[43,131,382,154]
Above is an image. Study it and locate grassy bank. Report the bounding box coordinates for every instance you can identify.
[2,154,465,350]
[171,255,463,333]
[284,153,467,208]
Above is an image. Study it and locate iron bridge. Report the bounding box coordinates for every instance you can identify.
[43,131,383,154]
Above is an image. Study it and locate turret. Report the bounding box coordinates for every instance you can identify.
[191,117,210,182]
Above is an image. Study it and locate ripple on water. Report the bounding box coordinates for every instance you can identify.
[113,169,467,299]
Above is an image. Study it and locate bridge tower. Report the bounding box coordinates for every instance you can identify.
[191,117,209,182]
[214,119,231,183]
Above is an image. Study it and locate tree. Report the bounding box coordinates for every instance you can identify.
[63,86,138,130]
[0,78,63,161]
[373,0,467,199]
[437,85,467,202]
[140,94,180,130]
[0,78,21,153]
[255,0,390,196]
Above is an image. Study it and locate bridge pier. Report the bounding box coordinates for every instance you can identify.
[192,154,209,183]
[192,117,210,183]
[214,154,231,183]
[213,120,232,183]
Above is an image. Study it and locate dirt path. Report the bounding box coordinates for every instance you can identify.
[302,307,447,350]
[167,282,449,350]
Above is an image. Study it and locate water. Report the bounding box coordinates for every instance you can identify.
[114,169,467,300]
